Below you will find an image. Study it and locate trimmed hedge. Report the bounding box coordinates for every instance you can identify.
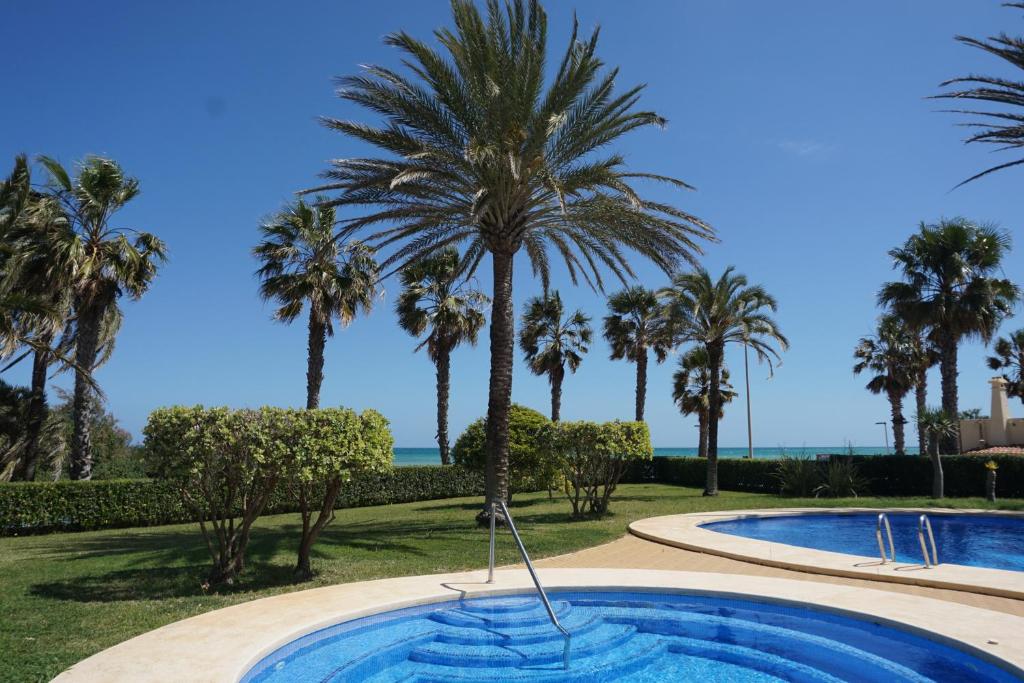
[0,465,484,535]
[627,454,1024,498]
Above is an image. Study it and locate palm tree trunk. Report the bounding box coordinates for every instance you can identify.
[635,350,648,422]
[704,343,724,496]
[481,250,514,523]
[306,312,327,410]
[938,334,959,453]
[697,411,708,459]
[435,349,451,465]
[12,344,51,481]
[70,303,103,481]
[550,367,563,422]
[929,438,944,499]
[915,370,927,456]
[888,390,906,456]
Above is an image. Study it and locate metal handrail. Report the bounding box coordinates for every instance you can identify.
[918,514,939,568]
[487,500,571,668]
[876,513,896,563]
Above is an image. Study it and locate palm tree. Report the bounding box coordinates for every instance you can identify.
[660,267,787,496]
[603,287,670,421]
[672,346,736,458]
[37,156,166,480]
[988,329,1024,406]
[853,316,917,456]
[518,291,591,421]
[396,247,488,464]
[254,199,379,410]
[307,0,713,518]
[908,328,939,456]
[880,219,1019,453]
[918,407,959,498]
[934,3,1024,186]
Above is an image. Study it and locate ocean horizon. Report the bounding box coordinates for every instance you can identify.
[392,445,917,466]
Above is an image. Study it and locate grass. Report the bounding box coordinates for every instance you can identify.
[1,484,1021,682]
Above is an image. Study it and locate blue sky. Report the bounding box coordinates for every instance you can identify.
[2,1,1022,448]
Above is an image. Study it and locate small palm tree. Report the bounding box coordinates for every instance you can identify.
[254,199,379,409]
[396,247,488,465]
[988,329,1024,406]
[880,219,1019,453]
[673,346,736,458]
[518,291,591,422]
[660,267,788,496]
[308,0,714,517]
[38,156,166,480]
[603,287,670,421]
[853,316,917,456]
[918,408,959,498]
[934,3,1024,186]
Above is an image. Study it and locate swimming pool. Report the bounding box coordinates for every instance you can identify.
[241,590,1018,682]
[703,512,1024,572]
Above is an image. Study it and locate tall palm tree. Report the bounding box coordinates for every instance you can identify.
[660,267,787,496]
[254,199,379,410]
[38,156,166,480]
[853,316,917,456]
[988,329,1024,406]
[673,346,736,459]
[908,328,940,456]
[934,3,1024,186]
[603,286,670,421]
[880,219,1019,453]
[518,291,591,421]
[396,247,488,464]
[307,0,713,518]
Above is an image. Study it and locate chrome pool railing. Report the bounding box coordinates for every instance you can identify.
[486,499,571,668]
[918,514,939,568]
[876,513,896,564]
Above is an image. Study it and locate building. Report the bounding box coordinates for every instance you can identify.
[959,377,1024,452]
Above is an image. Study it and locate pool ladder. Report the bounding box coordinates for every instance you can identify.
[875,512,940,568]
[487,499,571,668]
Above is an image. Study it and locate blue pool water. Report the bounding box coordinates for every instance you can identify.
[241,591,1018,682]
[704,513,1024,572]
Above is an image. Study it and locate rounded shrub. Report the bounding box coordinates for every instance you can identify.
[451,404,553,493]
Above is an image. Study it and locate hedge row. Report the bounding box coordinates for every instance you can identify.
[626,454,1024,498]
[0,465,485,535]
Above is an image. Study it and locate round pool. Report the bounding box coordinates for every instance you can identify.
[702,512,1024,572]
[241,591,1018,682]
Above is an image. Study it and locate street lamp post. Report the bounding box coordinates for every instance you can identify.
[875,421,889,454]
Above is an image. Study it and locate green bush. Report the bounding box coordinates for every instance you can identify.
[813,459,869,498]
[451,403,555,494]
[774,456,821,497]
[539,420,652,516]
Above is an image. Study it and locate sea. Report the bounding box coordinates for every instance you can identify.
[392,446,914,467]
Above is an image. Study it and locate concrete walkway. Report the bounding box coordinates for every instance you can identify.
[533,534,1024,617]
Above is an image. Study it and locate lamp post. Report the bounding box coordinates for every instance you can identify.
[875,421,889,454]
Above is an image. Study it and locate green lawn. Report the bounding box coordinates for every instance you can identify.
[2,484,1021,683]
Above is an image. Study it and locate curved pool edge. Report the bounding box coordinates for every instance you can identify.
[51,567,1024,683]
[629,508,1024,600]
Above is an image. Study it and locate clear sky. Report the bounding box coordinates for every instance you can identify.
[2,1,1022,448]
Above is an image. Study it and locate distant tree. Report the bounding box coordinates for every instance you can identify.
[880,219,1019,452]
[519,291,592,422]
[918,407,959,498]
[988,329,1024,406]
[396,247,488,465]
[853,316,917,456]
[958,408,985,420]
[308,0,714,521]
[38,156,166,480]
[603,287,670,421]
[672,346,736,458]
[661,267,787,496]
[934,3,1024,186]
[254,199,378,409]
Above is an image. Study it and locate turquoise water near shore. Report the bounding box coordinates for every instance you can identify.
[393,446,915,466]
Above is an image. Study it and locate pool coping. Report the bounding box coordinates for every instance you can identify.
[51,567,1024,682]
[628,508,1024,600]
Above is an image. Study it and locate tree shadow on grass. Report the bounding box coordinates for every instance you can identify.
[29,562,299,603]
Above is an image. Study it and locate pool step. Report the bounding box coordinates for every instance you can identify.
[435,613,602,646]
[409,622,635,668]
[429,600,572,629]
